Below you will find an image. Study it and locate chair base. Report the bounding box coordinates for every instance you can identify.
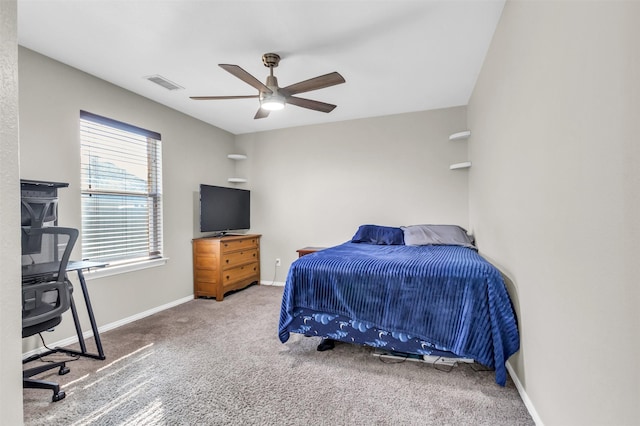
[23,357,70,402]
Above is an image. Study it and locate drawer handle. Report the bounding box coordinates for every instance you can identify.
[252,253,256,257]
[226,275,230,280]
[226,259,229,264]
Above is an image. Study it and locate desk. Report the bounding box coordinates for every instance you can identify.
[65,261,107,360]
[22,260,107,361]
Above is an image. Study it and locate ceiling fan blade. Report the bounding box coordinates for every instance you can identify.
[282,72,345,96]
[219,64,272,94]
[286,96,337,113]
[254,108,270,119]
[190,95,259,100]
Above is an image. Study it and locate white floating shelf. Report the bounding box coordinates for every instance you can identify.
[227,154,247,160]
[227,177,247,183]
[449,131,471,141]
[449,162,472,170]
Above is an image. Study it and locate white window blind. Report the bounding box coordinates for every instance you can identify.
[80,111,163,265]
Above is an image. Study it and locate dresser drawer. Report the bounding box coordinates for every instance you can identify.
[221,237,258,253]
[222,263,259,287]
[222,248,258,269]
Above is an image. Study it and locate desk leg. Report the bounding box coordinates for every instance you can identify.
[68,293,87,354]
[60,269,106,360]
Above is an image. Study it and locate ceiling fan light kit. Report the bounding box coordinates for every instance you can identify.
[190,52,345,119]
[260,93,286,111]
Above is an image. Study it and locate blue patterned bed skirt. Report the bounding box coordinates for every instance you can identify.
[288,307,461,358]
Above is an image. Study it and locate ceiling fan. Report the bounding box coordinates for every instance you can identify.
[190,53,346,119]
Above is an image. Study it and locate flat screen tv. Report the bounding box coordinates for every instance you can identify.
[199,184,250,234]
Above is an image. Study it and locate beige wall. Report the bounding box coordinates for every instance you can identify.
[1,0,24,423]
[235,107,470,282]
[468,1,639,425]
[18,47,237,350]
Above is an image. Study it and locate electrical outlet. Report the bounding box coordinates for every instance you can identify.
[275,258,281,267]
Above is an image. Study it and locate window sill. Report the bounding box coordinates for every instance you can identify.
[83,257,168,280]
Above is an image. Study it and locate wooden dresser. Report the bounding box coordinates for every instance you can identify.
[192,234,261,301]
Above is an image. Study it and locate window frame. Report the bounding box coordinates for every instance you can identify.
[79,110,164,272]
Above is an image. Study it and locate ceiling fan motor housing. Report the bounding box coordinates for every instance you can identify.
[260,74,285,110]
[264,75,279,93]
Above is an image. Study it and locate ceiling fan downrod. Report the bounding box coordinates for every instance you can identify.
[263,53,280,90]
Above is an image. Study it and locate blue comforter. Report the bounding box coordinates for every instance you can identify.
[278,242,520,386]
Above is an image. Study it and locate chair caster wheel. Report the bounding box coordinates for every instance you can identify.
[52,391,66,402]
[59,366,70,375]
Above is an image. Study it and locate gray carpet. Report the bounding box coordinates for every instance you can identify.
[23,285,533,425]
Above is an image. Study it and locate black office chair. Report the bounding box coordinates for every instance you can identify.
[21,196,58,228]
[22,226,78,402]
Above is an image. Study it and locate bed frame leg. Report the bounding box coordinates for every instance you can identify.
[317,338,335,351]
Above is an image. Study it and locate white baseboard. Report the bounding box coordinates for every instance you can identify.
[506,361,544,426]
[23,294,194,360]
[97,295,194,334]
[260,280,285,287]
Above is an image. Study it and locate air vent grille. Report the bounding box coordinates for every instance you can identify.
[144,75,184,91]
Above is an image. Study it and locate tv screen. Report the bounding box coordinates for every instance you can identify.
[199,184,250,233]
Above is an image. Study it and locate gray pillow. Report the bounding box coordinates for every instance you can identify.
[401,224,476,249]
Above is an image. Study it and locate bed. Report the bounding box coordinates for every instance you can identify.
[278,224,520,386]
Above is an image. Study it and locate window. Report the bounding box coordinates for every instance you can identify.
[80,111,163,266]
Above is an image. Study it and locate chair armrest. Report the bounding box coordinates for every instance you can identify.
[22,280,72,329]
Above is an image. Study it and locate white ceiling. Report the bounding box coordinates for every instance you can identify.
[17,0,505,135]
